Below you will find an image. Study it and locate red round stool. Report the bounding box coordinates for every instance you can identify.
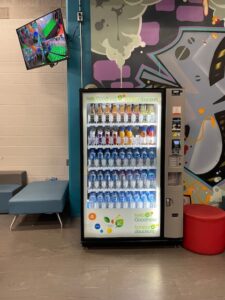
[183,204,225,255]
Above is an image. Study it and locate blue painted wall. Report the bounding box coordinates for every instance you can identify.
[66,0,91,216]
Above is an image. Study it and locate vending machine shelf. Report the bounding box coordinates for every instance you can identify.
[88,145,157,149]
[87,122,157,127]
[88,166,157,171]
[88,188,156,193]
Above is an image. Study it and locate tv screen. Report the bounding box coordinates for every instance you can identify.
[16,8,69,70]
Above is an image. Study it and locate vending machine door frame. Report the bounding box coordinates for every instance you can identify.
[80,88,167,246]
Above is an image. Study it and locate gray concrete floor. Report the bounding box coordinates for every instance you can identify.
[0,214,225,300]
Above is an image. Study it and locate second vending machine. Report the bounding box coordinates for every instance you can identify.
[80,89,185,246]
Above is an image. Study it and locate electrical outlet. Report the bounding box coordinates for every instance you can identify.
[77,11,83,22]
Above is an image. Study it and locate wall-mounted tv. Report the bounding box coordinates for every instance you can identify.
[16,8,69,70]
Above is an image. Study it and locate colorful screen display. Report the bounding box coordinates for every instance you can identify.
[16,8,69,70]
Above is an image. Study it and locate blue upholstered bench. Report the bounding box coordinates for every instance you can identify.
[0,184,23,213]
[0,171,27,213]
[9,180,68,230]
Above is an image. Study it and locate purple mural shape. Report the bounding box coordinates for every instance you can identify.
[111,82,134,88]
[140,22,160,46]
[156,0,175,12]
[188,0,203,3]
[176,6,204,22]
[93,60,131,85]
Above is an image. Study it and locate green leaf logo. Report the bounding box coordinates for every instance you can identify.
[104,217,110,223]
[115,219,124,228]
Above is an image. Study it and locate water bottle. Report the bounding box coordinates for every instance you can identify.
[88,149,96,167]
[112,149,118,166]
[141,149,148,166]
[148,148,156,167]
[119,149,126,167]
[130,149,136,167]
[97,171,104,189]
[108,150,114,167]
[134,170,141,189]
[148,170,156,188]
[134,148,141,166]
[126,149,133,166]
[108,192,116,209]
[128,192,136,208]
[114,192,121,209]
[134,192,143,209]
[88,171,96,189]
[104,192,111,208]
[97,149,104,167]
[87,192,96,209]
[120,171,128,189]
[94,193,99,209]
[141,170,148,188]
[104,149,111,166]
[148,192,156,208]
[126,170,134,189]
[104,171,111,189]
[97,192,104,209]
[120,192,128,209]
[101,193,107,209]
[112,171,121,189]
[89,127,96,145]
[142,192,150,208]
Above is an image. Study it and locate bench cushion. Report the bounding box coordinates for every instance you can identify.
[0,184,22,213]
[0,171,27,185]
[9,181,68,214]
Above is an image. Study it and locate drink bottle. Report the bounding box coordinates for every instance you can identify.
[134,148,141,166]
[97,149,104,167]
[88,149,96,167]
[126,126,133,145]
[101,104,106,123]
[112,104,118,123]
[104,149,111,166]
[148,148,156,167]
[104,104,111,123]
[89,127,96,145]
[141,148,148,166]
[119,104,125,123]
[89,104,95,123]
[119,127,125,145]
[147,126,156,145]
[126,170,134,189]
[108,192,116,209]
[146,104,156,123]
[97,127,104,145]
[97,104,103,123]
[88,171,96,189]
[88,192,96,209]
[105,192,111,208]
[105,127,111,145]
[141,170,148,188]
[97,171,104,189]
[134,170,142,189]
[114,192,122,209]
[101,193,107,209]
[104,171,111,188]
[112,149,118,165]
[126,149,133,166]
[120,171,128,189]
[112,128,118,145]
[94,104,99,123]
[142,192,150,208]
[119,149,126,166]
[139,104,146,123]
[94,193,99,209]
[119,192,127,209]
[134,192,143,209]
[97,192,104,208]
[140,126,147,145]
[112,170,121,189]
[148,170,156,188]
[148,192,156,208]
[128,192,136,208]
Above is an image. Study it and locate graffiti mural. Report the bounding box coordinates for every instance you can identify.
[91,0,225,205]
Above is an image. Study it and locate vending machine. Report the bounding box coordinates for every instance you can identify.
[80,88,185,246]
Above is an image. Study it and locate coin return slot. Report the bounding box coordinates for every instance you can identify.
[168,172,182,186]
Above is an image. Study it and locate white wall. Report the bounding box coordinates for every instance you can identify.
[0,2,68,182]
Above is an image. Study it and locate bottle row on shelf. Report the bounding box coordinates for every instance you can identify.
[88,103,157,124]
[88,126,156,146]
[88,170,156,190]
[87,191,156,209]
[88,148,156,168]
